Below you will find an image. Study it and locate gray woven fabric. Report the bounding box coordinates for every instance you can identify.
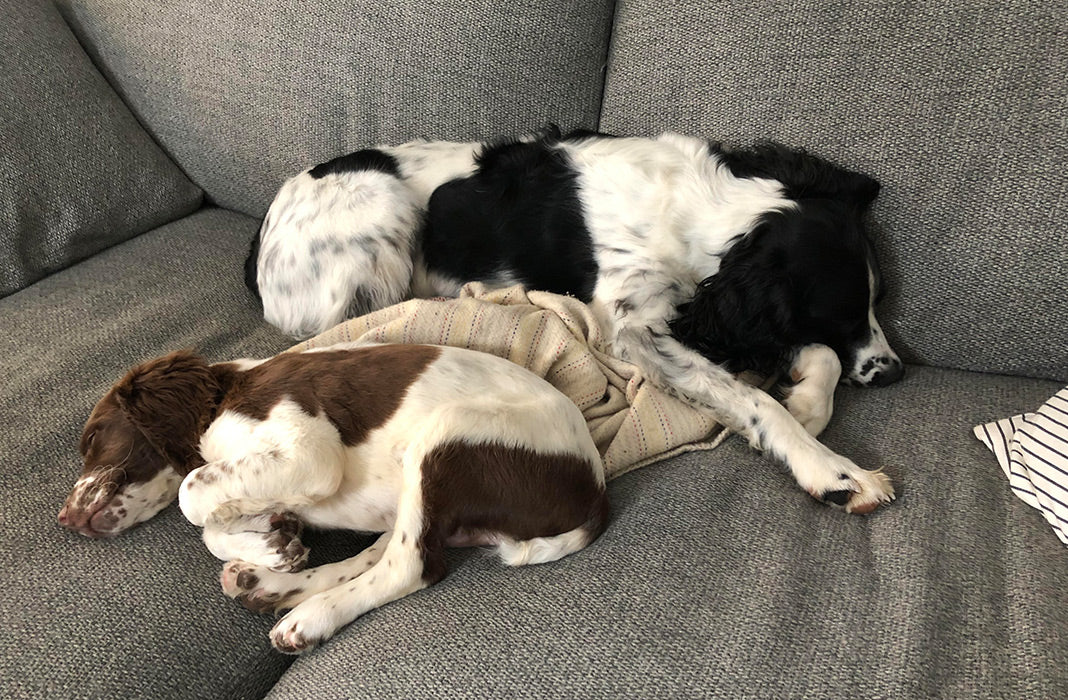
[0,209,296,699]
[266,366,1068,699]
[600,0,1068,381]
[55,0,615,217]
[0,0,202,298]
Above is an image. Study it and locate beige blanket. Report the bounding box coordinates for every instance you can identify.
[291,283,736,480]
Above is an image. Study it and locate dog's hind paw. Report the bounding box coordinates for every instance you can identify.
[270,609,328,654]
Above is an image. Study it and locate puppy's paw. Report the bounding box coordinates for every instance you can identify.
[221,561,304,614]
[265,512,309,572]
[270,605,334,654]
[271,624,315,655]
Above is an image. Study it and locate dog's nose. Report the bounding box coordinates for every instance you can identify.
[870,359,904,387]
[57,505,69,526]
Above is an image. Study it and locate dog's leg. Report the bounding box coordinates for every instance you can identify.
[220,531,390,613]
[201,512,309,572]
[178,447,343,530]
[609,314,894,513]
[263,441,435,654]
[780,344,841,437]
[179,441,344,570]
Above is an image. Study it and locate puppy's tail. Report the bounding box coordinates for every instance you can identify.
[497,490,610,567]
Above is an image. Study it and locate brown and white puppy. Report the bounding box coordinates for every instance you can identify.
[59,343,608,653]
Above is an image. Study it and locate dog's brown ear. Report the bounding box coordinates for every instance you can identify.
[113,350,218,472]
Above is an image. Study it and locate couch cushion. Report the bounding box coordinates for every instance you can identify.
[0,208,299,698]
[0,0,202,298]
[265,366,1068,699]
[599,0,1068,381]
[55,0,616,218]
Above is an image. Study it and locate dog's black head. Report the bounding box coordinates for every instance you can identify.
[671,142,903,387]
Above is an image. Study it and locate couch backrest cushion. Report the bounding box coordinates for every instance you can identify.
[600,0,1068,381]
[56,0,616,218]
[0,1,202,298]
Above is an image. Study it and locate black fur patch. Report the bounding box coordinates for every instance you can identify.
[821,490,852,506]
[562,128,619,141]
[711,141,880,209]
[421,136,598,301]
[670,202,876,376]
[309,149,401,179]
[244,225,262,299]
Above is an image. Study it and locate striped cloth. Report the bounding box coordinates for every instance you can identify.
[974,387,1068,545]
[290,283,755,479]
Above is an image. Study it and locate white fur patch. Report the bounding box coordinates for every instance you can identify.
[256,140,484,339]
[783,344,841,437]
[91,466,183,536]
[256,167,420,339]
[847,267,902,383]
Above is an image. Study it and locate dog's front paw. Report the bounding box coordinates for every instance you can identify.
[782,344,840,437]
[813,465,895,515]
[841,468,895,514]
[794,449,895,515]
[221,561,304,614]
[265,512,309,572]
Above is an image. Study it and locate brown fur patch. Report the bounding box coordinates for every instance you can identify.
[419,441,609,584]
[77,394,171,484]
[112,350,219,474]
[217,345,441,446]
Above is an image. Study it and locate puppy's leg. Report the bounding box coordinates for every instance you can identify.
[202,512,309,572]
[265,439,437,653]
[608,308,893,514]
[179,448,343,530]
[180,438,344,566]
[220,531,390,613]
[780,344,841,437]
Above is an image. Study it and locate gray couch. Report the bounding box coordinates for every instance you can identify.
[2,0,1066,697]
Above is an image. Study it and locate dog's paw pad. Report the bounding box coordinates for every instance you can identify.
[808,468,894,514]
[221,561,258,595]
[269,511,303,537]
[221,561,300,614]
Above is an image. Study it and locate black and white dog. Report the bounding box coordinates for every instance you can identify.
[246,128,903,514]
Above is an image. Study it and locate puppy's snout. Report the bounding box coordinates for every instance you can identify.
[57,502,96,537]
[869,358,904,387]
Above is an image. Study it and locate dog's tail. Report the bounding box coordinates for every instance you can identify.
[496,489,610,567]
